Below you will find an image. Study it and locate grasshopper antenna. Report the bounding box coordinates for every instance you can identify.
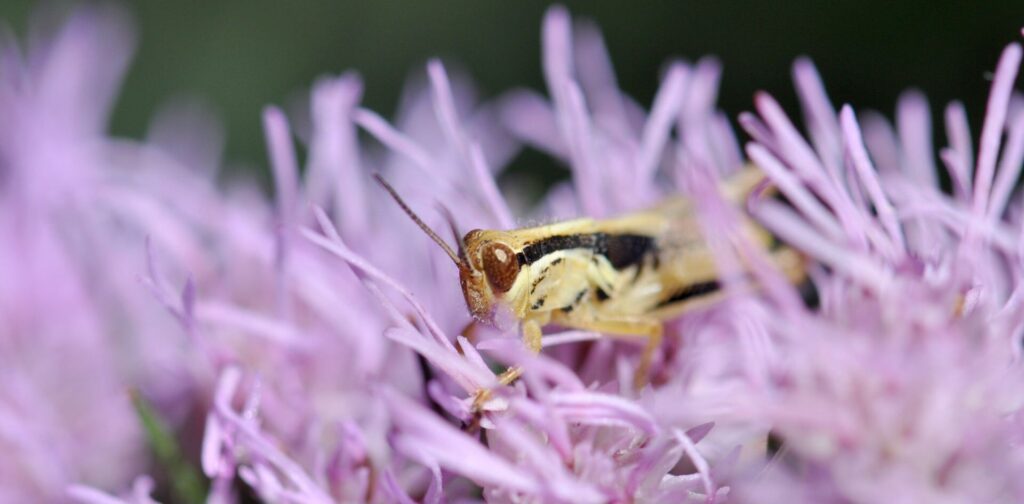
[373,173,468,271]
[435,202,467,261]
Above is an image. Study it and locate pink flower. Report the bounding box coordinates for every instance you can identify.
[194,4,744,501]
[5,3,1024,503]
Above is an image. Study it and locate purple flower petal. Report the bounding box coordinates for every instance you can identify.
[383,389,541,494]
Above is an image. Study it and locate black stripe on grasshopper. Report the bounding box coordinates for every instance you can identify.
[655,280,721,309]
[519,233,657,270]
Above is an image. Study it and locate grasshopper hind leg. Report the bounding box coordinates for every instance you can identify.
[551,311,664,390]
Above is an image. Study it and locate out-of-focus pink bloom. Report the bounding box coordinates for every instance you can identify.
[0,6,147,501]
[729,43,1024,503]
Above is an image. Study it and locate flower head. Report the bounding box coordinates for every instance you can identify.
[4,3,1024,504]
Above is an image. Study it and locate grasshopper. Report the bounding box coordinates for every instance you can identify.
[374,169,803,401]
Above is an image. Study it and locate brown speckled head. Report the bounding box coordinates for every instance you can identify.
[459,229,522,321]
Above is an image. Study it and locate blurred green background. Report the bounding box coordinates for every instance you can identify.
[2,1,1021,178]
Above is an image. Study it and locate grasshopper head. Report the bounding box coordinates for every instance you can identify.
[461,230,521,322]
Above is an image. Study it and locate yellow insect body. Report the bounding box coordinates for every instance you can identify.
[375,168,802,395]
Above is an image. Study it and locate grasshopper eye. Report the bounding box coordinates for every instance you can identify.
[481,242,519,293]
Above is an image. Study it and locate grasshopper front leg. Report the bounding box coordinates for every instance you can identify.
[490,318,542,386]
[471,319,543,411]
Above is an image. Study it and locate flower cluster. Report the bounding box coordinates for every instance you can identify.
[3,3,1024,503]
